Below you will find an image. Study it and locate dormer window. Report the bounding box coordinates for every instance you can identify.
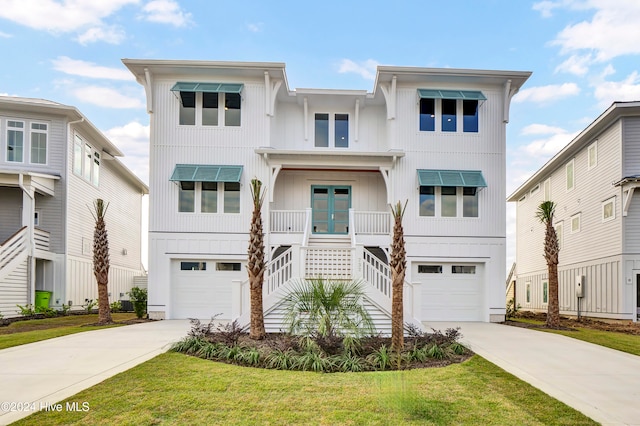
[171,82,243,127]
[418,89,485,133]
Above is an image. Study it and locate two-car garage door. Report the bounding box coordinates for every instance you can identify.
[171,260,244,319]
[416,262,485,321]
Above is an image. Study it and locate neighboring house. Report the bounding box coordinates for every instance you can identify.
[124,59,530,331]
[508,102,640,322]
[0,96,148,318]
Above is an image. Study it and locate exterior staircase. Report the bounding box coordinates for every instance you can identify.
[0,227,30,317]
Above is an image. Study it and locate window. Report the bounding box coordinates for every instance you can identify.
[315,113,349,148]
[566,159,575,191]
[177,90,241,127]
[588,141,597,169]
[217,262,241,271]
[30,123,47,164]
[544,178,551,201]
[181,261,206,271]
[571,213,581,233]
[452,265,476,274]
[419,186,479,218]
[542,280,548,304]
[6,120,24,162]
[417,90,485,133]
[177,181,240,214]
[602,197,615,222]
[555,221,563,250]
[418,265,442,274]
[73,134,100,186]
[525,281,531,304]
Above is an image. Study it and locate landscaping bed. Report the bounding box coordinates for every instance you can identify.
[505,311,640,335]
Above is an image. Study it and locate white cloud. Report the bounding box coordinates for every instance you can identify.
[338,59,379,81]
[551,2,640,62]
[0,0,138,44]
[555,54,592,76]
[0,31,12,38]
[592,71,640,108]
[140,0,192,27]
[513,83,580,104]
[532,1,561,18]
[52,56,133,81]
[521,131,577,158]
[104,121,150,184]
[70,86,145,109]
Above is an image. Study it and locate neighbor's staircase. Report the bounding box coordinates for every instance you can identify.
[0,227,30,317]
[236,236,423,335]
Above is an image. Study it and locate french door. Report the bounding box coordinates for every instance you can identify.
[311,186,351,234]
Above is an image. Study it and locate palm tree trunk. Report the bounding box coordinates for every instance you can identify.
[546,263,560,328]
[248,179,266,340]
[390,201,407,352]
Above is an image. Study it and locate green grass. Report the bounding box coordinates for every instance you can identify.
[0,313,138,350]
[14,352,596,425]
[511,318,640,356]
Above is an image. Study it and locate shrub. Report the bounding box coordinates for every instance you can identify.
[335,352,366,372]
[282,278,375,339]
[16,304,35,317]
[171,336,207,355]
[128,287,148,319]
[506,298,521,319]
[35,305,57,318]
[265,349,297,370]
[83,299,97,313]
[60,303,71,315]
[367,344,392,371]
[110,301,122,313]
[426,344,446,360]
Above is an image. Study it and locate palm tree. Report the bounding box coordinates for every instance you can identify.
[247,178,266,339]
[536,201,560,328]
[91,199,113,325]
[390,200,407,352]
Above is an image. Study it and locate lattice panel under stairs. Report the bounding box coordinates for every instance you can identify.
[304,248,352,279]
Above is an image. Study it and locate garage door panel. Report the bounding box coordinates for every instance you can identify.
[417,263,484,321]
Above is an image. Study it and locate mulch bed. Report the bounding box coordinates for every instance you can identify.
[505,311,640,335]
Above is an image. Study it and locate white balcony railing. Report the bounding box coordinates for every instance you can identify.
[353,211,391,235]
[271,209,390,236]
[270,210,307,233]
[34,228,50,251]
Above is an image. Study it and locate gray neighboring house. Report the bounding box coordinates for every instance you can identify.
[0,96,148,318]
[508,101,640,321]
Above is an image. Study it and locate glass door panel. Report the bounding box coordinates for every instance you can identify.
[311,185,351,234]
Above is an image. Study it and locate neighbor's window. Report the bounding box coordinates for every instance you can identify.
[571,213,581,233]
[73,134,100,186]
[418,265,442,274]
[526,282,531,304]
[542,280,548,304]
[30,123,47,164]
[566,159,575,191]
[452,265,476,274]
[602,197,615,222]
[555,222,563,250]
[6,120,24,162]
[544,178,551,201]
[588,141,597,169]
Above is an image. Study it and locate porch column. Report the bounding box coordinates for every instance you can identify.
[19,175,36,305]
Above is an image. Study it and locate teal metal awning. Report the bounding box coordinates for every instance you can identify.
[170,165,243,182]
[417,89,487,101]
[418,170,487,187]
[170,82,244,94]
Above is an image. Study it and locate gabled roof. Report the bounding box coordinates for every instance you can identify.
[508,101,640,202]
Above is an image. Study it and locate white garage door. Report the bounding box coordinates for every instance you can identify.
[417,263,484,321]
[171,260,244,319]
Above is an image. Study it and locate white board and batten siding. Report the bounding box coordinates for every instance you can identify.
[0,256,28,318]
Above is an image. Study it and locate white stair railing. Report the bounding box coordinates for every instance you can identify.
[362,248,391,298]
[265,246,294,295]
[0,227,29,281]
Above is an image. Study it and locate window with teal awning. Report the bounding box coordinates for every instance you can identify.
[170,165,243,182]
[417,170,487,188]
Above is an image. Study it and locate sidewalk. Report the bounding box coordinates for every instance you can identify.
[0,320,191,425]
[427,321,640,426]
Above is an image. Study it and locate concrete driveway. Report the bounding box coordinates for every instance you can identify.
[427,321,640,426]
[0,319,191,425]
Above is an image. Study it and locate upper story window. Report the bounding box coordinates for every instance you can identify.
[566,159,575,191]
[6,120,24,162]
[315,113,349,148]
[602,197,615,222]
[73,134,100,186]
[30,123,48,164]
[171,82,243,127]
[417,170,486,218]
[588,141,597,169]
[418,89,485,133]
[170,164,243,214]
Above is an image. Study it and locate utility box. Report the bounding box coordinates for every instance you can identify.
[575,275,585,298]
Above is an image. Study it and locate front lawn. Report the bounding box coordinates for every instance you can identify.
[0,313,139,350]
[508,317,640,356]
[14,352,595,425]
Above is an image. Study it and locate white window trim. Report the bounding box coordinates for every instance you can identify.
[542,280,549,305]
[72,133,100,187]
[29,122,48,165]
[178,91,241,127]
[570,213,581,233]
[6,119,25,163]
[525,281,531,305]
[313,112,350,148]
[602,197,615,222]
[566,159,575,192]
[554,221,563,250]
[544,178,551,201]
[419,186,480,218]
[177,182,240,214]
[418,98,480,133]
[588,141,598,169]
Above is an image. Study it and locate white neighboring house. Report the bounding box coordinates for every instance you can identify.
[0,96,148,318]
[508,102,640,322]
[124,59,530,330]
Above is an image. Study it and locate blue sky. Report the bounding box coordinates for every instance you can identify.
[2,0,640,270]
